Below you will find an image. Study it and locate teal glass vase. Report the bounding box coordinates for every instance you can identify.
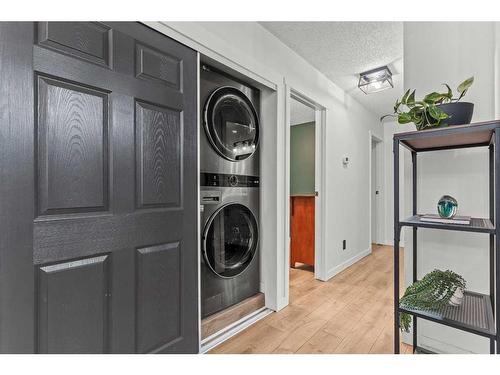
[437,195,458,218]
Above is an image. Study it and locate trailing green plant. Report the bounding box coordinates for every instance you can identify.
[381,77,474,130]
[399,269,466,332]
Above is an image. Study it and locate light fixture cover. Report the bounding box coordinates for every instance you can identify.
[358,66,393,94]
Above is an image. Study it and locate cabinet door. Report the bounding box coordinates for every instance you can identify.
[0,22,198,353]
[290,197,315,267]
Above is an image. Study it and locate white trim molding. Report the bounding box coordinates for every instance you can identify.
[285,84,329,288]
[325,247,372,280]
[417,334,478,354]
[368,130,385,249]
[200,308,273,353]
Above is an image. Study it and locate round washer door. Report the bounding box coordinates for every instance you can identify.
[202,203,258,278]
[203,86,259,161]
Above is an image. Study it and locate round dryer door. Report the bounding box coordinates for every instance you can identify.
[203,203,258,278]
[203,86,259,161]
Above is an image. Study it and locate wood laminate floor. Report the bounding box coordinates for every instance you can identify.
[209,244,413,354]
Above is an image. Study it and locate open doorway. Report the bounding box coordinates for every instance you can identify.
[289,96,316,276]
[370,134,383,248]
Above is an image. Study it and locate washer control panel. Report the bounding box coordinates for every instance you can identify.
[200,172,260,188]
[200,190,222,205]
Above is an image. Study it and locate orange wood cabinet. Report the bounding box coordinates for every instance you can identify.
[290,196,315,267]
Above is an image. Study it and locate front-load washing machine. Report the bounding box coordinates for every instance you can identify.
[200,173,260,318]
[200,64,260,177]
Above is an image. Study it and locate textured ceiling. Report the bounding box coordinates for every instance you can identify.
[260,22,403,117]
[290,97,315,126]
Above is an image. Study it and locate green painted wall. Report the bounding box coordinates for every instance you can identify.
[290,122,315,195]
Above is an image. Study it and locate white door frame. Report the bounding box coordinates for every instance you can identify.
[285,84,328,297]
[369,131,384,250]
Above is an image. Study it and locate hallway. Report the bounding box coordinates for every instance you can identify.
[210,245,412,354]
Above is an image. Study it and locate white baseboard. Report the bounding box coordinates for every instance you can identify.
[417,334,478,354]
[402,328,481,353]
[402,330,412,345]
[325,248,371,281]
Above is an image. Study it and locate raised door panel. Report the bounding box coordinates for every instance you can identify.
[37,22,112,67]
[136,242,182,353]
[37,255,109,353]
[135,43,181,90]
[135,100,182,209]
[36,75,109,216]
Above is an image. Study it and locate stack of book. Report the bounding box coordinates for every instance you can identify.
[420,214,471,225]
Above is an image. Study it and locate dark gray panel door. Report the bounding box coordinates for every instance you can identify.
[0,22,198,353]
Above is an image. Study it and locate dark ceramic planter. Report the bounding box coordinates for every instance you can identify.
[420,102,474,130]
[437,102,474,126]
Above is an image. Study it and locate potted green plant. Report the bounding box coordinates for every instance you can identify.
[399,269,466,332]
[381,77,474,131]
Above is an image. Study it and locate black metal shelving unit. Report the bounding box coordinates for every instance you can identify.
[393,120,500,354]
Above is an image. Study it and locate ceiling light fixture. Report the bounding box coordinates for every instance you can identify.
[358,66,393,94]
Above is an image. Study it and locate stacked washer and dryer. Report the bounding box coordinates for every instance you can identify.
[200,65,261,319]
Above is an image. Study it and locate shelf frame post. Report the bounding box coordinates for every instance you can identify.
[489,142,496,353]
[412,151,418,352]
[495,129,500,354]
[393,138,400,354]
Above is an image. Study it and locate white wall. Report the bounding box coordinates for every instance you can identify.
[325,94,384,279]
[400,22,498,353]
[148,22,384,307]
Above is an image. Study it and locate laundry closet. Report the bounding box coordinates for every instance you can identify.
[199,63,266,351]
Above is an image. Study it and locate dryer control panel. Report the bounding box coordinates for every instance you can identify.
[200,172,260,188]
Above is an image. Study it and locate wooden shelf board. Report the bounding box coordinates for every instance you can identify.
[394,120,500,152]
[400,215,494,234]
